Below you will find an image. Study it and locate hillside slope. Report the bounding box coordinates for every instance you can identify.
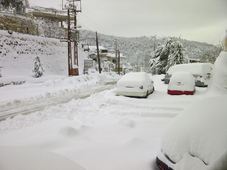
[80,30,220,68]
[0,30,87,81]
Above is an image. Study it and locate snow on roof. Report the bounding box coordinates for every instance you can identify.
[89,46,107,52]
[106,53,127,59]
[162,95,227,168]
[117,72,147,87]
[167,63,213,75]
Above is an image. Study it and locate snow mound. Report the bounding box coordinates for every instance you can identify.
[0,146,85,170]
[209,51,227,94]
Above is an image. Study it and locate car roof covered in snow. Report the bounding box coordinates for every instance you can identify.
[117,72,149,86]
[168,72,195,91]
[162,95,227,169]
[167,63,213,75]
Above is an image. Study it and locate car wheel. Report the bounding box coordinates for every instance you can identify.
[145,91,149,98]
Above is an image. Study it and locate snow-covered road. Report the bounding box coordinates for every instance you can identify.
[0,84,114,121]
[0,75,208,170]
[0,73,119,120]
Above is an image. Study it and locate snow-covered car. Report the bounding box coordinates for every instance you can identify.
[163,63,213,87]
[156,95,227,170]
[116,72,154,97]
[167,72,195,95]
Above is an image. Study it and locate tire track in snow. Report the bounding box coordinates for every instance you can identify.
[0,84,114,121]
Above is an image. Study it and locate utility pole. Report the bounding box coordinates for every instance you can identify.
[115,40,118,72]
[67,8,72,76]
[96,32,101,74]
[65,0,81,76]
[73,3,79,66]
[224,30,227,51]
[117,50,121,75]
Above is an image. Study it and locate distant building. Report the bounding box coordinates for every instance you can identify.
[85,45,131,73]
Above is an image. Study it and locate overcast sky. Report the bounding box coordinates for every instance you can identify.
[29,0,227,45]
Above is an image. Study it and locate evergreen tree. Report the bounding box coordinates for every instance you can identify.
[33,56,44,78]
[150,38,184,74]
[165,40,184,71]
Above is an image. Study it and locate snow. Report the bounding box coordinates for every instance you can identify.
[0,28,225,170]
[0,29,87,81]
[168,72,195,91]
[0,73,210,170]
[167,63,213,76]
[117,72,148,87]
[0,72,119,120]
[162,95,227,170]
[0,146,85,170]
[209,51,227,94]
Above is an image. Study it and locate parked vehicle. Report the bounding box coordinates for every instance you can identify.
[156,95,227,170]
[168,72,195,95]
[116,72,154,98]
[163,63,213,87]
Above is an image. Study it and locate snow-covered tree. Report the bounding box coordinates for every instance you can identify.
[150,38,184,74]
[32,56,44,78]
[165,40,184,71]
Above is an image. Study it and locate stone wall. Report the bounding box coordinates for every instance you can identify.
[0,13,38,35]
[0,13,66,38]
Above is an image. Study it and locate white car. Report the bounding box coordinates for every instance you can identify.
[156,95,227,170]
[168,72,195,95]
[116,72,154,97]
